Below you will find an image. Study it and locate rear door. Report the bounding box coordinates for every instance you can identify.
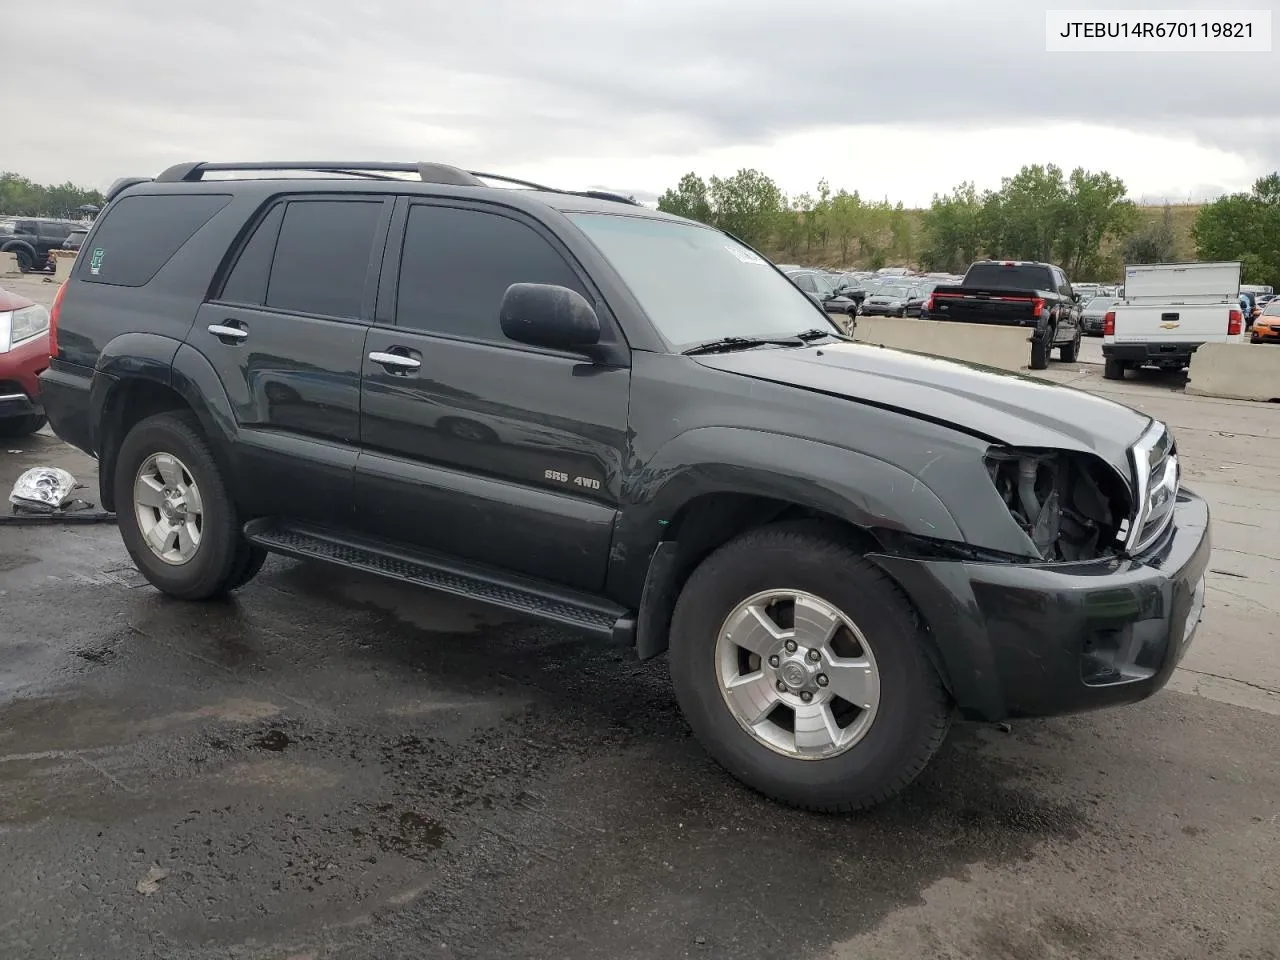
[1051,267,1080,342]
[355,198,631,592]
[192,195,393,523]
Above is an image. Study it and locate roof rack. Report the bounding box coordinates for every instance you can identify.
[142,161,640,206]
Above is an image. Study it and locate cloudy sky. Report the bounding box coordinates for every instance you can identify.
[8,0,1277,207]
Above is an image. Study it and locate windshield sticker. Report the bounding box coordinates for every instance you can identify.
[725,245,766,265]
[89,247,105,275]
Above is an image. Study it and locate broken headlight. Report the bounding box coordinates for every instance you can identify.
[985,449,1131,562]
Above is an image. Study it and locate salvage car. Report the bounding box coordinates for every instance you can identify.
[0,286,51,437]
[929,260,1084,369]
[40,160,1211,813]
[1250,299,1280,343]
[1080,295,1116,336]
[859,281,916,317]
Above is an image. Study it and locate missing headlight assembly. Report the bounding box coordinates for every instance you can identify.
[985,449,1131,561]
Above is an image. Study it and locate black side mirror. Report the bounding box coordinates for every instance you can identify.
[501,283,601,352]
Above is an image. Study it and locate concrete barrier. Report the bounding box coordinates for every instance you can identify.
[1186,343,1280,402]
[50,249,77,283]
[851,315,1031,371]
[0,252,21,277]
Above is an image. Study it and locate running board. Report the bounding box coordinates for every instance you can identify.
[243,520,634,642]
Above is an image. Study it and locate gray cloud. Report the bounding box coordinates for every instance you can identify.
[7,0,1277,195]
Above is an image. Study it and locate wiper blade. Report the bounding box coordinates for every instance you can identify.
[794,328,842,341]
[682,335,805,356]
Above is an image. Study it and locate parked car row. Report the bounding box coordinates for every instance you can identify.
[0,217,92,272]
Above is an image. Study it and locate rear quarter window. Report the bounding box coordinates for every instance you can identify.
[965,263,1054,291]
[79,193,231,287]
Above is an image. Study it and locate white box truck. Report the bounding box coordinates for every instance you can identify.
[1102,261,1243,380]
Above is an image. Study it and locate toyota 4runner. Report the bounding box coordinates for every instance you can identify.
[39,161,1211,813]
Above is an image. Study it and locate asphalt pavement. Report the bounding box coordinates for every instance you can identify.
[1,276,1277,960]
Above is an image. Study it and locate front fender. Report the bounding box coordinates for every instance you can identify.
[607,426,963,604]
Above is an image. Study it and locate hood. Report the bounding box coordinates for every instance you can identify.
[693,341,1151,469]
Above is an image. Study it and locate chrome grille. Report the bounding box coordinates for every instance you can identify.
[1125,421,1179,554]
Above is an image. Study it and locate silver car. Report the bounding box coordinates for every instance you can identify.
[859,282,917,317]
[1080,296,1116,336]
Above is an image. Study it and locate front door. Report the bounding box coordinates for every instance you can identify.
[192,195,392,523]
[355,199,631,592]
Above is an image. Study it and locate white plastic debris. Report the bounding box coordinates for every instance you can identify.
[9,466,77,513]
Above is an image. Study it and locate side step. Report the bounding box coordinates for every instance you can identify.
[243,520,634,641]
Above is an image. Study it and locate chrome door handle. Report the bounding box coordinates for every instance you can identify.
[208,324,248,341]
[368,351,421,370]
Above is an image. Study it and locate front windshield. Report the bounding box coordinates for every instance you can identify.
[880,284,910,298]
[568,213,836,347]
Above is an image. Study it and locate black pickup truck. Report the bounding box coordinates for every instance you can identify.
[927,260,1083,369]
[39,162,1210,814]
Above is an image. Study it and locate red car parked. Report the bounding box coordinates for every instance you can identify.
[0,285,52,437]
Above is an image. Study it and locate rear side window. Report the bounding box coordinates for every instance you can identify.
[80,194,230,287]
[395,204,586,342]
[218,204,285,306]
[964,262,1054,291]
[265,200,384,319]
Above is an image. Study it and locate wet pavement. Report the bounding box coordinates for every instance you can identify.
[1,276,1278,959]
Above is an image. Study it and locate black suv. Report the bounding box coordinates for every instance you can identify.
[40,161,1211,813]
[0,216,81,272]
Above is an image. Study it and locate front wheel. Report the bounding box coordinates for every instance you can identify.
[0,413,47,438]
[1059,328,1081,362]
[668,522,951,813]
[115,411,262,599]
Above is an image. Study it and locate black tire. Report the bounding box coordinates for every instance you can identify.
[226,542,269,591]
[1059,329,1081,362]
[668,521,951,813]
[1029,336,1049,370]
[0,413,47,438]
[114,410,251,600]
[13,248,34,273]
[1103,357,1126,380]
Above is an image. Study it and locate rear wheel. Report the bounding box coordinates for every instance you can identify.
[1103,357,1126,380]
[1030,336,1049,370]
[668,521,951,813]
[12,248,34,273]
[1059,328,1081,362]
[0,413,46,438]
[114,411,262,599]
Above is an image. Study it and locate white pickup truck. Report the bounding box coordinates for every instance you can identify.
[1102,261,1243,380]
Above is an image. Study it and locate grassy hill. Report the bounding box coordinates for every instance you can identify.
[760,203,1203,278]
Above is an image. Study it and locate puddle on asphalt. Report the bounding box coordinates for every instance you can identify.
[252,730,292,752]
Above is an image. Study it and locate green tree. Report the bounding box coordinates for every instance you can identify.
[707,168,784,247]
[921,182,985,272]
[1193,173,1280,287]
[0,172,103,217]
[1123,204,1177,265]
[656,172,713,224]
[1057,168,1135,278]
[825,190,864,264]
[990,164,1068,262]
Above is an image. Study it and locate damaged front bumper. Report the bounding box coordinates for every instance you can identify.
[870,487,1211,721]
